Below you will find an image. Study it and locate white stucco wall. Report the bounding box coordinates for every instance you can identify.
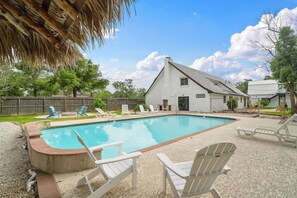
[145,71,164,109]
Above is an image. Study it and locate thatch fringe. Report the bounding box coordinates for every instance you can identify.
[0,0,135,67]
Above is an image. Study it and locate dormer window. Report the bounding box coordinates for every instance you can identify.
[180,78,188,86]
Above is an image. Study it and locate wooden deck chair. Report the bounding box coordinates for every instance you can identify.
[139,105,148,114]
[73,130,142,198]
[121,104,131,115]
[157,142,236,198]
[236,114,297,147]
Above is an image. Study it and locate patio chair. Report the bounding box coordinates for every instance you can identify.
[149,105,158,113]
[47,106,60,118]
[76,105,88,116]
[139,105,148,114]
[156,142,236,198]
[121,104,131,115]
[236,114,297,147]
[95,108,116,117]
[73,130,142,198]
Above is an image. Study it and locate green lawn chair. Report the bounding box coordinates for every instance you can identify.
[47,106,60,118]
[76,105,88,116]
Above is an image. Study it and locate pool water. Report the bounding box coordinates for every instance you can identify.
[41,115,233,158]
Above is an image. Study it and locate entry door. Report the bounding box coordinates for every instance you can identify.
[178,97,189,111]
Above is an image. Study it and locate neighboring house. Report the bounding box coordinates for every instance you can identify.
[145,57,248,112]
[248,80,291,108]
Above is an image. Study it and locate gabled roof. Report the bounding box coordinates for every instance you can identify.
[145,60,247,96]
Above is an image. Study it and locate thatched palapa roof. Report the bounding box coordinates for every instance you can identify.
[0,0,135,67]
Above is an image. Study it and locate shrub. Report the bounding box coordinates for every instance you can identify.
[227,98,238,111]
[261,99,270,107]
[93,97,106,109]
[133,104,149,112]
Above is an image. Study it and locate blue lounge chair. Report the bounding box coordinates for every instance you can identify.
[76,105,88,116]
[47,106,60,118]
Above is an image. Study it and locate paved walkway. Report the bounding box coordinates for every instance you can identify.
[53,113,297,198]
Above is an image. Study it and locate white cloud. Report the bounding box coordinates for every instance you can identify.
[191,7,297,82]
[193,12,197,16]
[136,51,166,71]
[109,58,119,62]
[104,28,120,39]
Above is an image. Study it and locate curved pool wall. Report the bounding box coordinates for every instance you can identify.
[25,114,236,173]
[42,115,234,159]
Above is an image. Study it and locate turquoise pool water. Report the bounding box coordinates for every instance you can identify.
[41,115,233,158]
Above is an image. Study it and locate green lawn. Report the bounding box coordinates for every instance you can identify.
[0,114,96,124]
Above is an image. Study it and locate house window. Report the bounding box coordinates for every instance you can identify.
[180,78,188,86]
[196,94,205,98]
[223,96,226,103]
[240,97,242,103]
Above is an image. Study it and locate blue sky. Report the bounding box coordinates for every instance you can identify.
[83,0,297,90]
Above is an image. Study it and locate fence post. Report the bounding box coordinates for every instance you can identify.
[64,98,66,112]
[18,98,21,115]
[43,97,46,114]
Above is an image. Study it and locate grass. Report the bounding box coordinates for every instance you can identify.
[0,114,96,124]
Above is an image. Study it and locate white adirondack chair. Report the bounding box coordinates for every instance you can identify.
[73,130,142,198]
[236,114,297,147]
[95,108,116,117]
[157,142,236,198]
[121,104,131,115]
[149,105,158,113]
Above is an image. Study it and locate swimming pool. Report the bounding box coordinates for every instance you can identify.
[42,115,233,158]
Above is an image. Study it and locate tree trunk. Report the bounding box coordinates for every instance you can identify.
[73,87,77,97]
[289,85,297,114]
[33,88,37,97]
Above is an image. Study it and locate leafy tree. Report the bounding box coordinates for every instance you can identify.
[113,79,135,98]
[0,63,14,97]
[95,90,112,98]
[235,79,252,94]
[57,58,109,97]
[134,88,146,98]
[264,75,272,80]
[270,26,297,114]
[93,97,106,109]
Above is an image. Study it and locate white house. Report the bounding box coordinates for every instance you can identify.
[248,80,292,108]
[145,57,248,112]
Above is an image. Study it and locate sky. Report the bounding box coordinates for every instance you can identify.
[82,0,297,91]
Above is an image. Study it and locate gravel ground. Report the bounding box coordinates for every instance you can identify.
[54,114,297,198]
[0,122,34,198]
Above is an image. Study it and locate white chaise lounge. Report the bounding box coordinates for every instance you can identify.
[149,105,158,113]
[73,130,142,198]
[95,108,116,117]
[157,142,236,198]
[236,114,297,147]
[139,105,148,114]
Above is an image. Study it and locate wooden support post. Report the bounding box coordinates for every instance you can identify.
[0,0,61,48]
[21,0,68,37]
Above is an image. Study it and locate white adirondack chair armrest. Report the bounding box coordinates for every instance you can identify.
[89,141,124,152]
[156,153,188,178]
[95,151,142,165]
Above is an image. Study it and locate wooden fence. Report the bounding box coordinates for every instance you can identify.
[0,97,145,115]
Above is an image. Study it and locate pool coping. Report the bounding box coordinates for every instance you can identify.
[24,113,238,172]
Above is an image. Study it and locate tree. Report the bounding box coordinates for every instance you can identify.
[0,63,14,97]
[57,58,109,97]
[235,79,252,94]
[264,75,272,80]
[113,79,135,98]
[270,26,297,113]
[134,88,146,98]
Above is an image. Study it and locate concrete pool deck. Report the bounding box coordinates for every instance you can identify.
[49,113,297,197]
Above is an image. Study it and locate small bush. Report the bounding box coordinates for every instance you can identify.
[261,99,270,107]
[93,97,106,109]
[133,104,149,112]
[227,98,238,111]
